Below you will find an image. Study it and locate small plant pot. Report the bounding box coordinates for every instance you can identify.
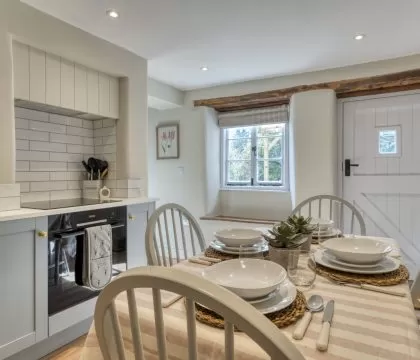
[268,246,301,269]
[300,235,312,251]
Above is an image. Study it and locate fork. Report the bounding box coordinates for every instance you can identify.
[329,279,406,297]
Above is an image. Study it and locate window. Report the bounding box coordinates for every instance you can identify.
[222,123,288,189]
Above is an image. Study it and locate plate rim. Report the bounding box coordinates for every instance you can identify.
[314,249,400,274]
[252,279,297,314]
[322,250,381,268]
[210,240,268,254]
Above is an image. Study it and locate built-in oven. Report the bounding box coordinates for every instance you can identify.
[47,206,127,316]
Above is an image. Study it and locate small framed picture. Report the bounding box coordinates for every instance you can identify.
[156,124,179,159]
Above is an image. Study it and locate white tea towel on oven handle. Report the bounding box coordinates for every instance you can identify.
[83,224,112,290]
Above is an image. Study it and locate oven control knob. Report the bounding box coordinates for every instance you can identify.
[37,231,48,238]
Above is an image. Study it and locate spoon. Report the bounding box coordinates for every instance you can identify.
[293,294,324,340]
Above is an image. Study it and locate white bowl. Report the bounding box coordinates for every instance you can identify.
[201,259,287,299]
[310,218,334,231]
[214,228,262,247]
[321,237,392,264]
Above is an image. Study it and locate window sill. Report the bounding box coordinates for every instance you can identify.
[200,214,277,225]
[220,187,290,193]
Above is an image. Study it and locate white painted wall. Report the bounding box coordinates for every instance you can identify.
[0,0,148,191]
[289,90,337,207]
[148,78,184,110]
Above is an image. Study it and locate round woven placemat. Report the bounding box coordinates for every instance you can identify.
[204,247,269,261]
[315,263,409,286]
[193,291,306,330]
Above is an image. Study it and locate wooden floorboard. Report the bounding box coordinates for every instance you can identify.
[41,335,86,360]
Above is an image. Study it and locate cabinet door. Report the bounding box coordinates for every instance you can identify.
[99,73,110,117]
[75,64,88,112]
[87,69,99,115]
[60,59,75,110]
[46,53,61,107]
[12,42,30,100]
[29,47,46,104]
[110,76,119,119]
[0,217,48,359]
[127,203,155,268]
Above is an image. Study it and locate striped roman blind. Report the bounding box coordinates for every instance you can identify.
[218,105,289,128]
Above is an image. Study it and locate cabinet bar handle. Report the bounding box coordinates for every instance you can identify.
[38,231,48,238]
[128,215,136,220]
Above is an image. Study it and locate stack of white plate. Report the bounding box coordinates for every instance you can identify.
[310,218,341,241]
[201,259,297,314]
[314,236,400,274]
[209,228,268,255]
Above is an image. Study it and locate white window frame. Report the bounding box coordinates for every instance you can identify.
[220,123,289,191]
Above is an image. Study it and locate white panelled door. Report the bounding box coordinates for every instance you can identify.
[342,93,420,277]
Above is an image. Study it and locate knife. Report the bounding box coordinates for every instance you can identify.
[316,300,334,351]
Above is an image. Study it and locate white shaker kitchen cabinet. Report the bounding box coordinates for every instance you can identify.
[12,42,30,101]
[75,64,88,112]
[98,73,110,117]
[87,69,99,115]
[0,217,48,359]
[46,53,61,107]
[60,59,75,110]
[109,76,119,119]
[29,47,46,104]
[127,203,155,268]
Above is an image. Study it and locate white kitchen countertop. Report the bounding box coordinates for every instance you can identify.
[0,197,157,222]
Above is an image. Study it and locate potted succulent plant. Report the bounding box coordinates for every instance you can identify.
[286,215,318,251]
[262,221,308,269]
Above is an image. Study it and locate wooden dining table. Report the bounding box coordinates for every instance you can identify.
[80,239,420,360]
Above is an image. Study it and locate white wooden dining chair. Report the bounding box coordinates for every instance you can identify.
[410,271,420,325]
[291,194,367,235]
[145,203,206,266]
[94,266,305,360]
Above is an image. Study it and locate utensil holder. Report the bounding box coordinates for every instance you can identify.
[83,180,103,199]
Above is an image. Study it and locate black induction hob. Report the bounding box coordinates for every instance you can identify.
[21,198,122,210]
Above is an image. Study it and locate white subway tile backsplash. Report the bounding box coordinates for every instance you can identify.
[50,190,81,200]
[94,137,103,146]
[102,135,116,145]
[50,133,83,145]
[15,107,118,200]
[16,129,49,142]
[94,120,103,129]
[16,150,50,161]
[102,118,116,128]
[21,192,50,203]
[16,172,50,182]
[31,161,67,172]
[50,172,67,181]
[94,127,115,137]
[49,114,67,125]
[16,139,29,150]
[83,120,93,129]
[83,137,94,146]
[30,120,66,134]
[18,182,30,192]
[16,161,30,171]
[67,181,82,190]
[15,107,49,122]
[16,118,29,129]
[30,141,66,152]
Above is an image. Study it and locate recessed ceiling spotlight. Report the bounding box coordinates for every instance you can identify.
[354,34,365,40]
[200,66,209,71]
[106,9,119,18]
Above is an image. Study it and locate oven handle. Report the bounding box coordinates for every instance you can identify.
[76,219,107,227]
[54,223,125,239]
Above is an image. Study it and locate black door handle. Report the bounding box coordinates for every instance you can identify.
[344,159,359,176]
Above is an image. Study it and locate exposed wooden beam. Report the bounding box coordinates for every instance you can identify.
[194,69,420,112]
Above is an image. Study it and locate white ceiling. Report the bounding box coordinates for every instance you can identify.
[21,0,420,91]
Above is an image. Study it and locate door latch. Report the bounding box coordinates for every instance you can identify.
[344,159,359,176]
